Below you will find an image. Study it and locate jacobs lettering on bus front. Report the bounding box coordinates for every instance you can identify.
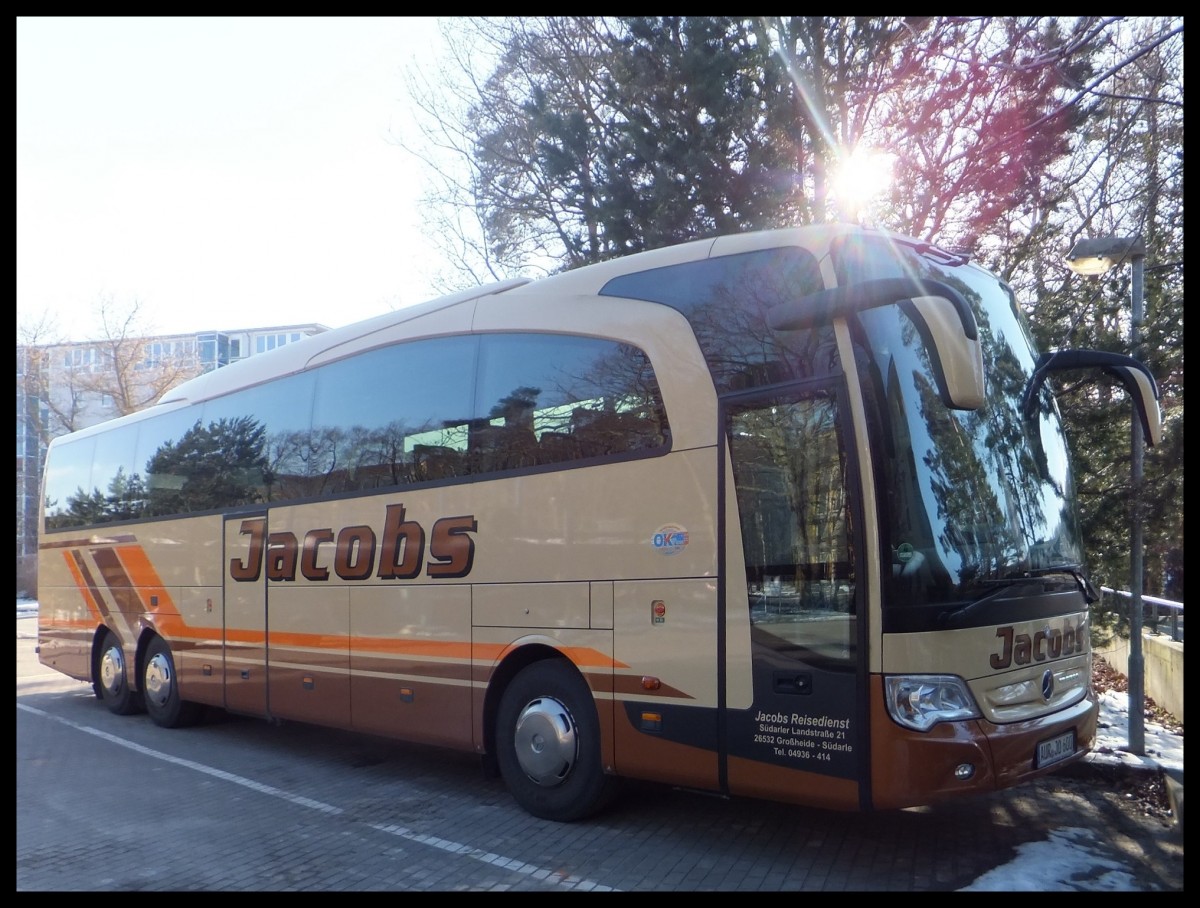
[987,616,1086,670]
[229,504,478,583]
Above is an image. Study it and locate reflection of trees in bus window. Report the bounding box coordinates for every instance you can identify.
[840,235,1084,607]
[199,369,315,503]
[43,331,672,527]
[728,390,855,668]
[50,411,273,527]
[468,386,541,472]
[143,416,270,516]
[597,247,834,392]
[55,466,148,528]
[474,335,669,470]
[89,421,137,511]
[43,436,95,528]
[307,335,477,493]
[45,418,152,528]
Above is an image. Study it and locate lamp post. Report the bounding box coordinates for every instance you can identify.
[1065,235,1147,756]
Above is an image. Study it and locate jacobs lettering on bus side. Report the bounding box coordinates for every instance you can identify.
[228,504,478,583]
[987,616,1086,670]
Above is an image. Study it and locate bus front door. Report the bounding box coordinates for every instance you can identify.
[721,384,869,810]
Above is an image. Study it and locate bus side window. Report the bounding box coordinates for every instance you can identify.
[571,407,663,459]
[571,407,618,458]
[413,444,465,481]
[468,420,538,473]
[536,431,581,464]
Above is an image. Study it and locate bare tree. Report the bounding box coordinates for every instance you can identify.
[22,296,204,441]
[17,313,72,446]
[85,297,203,416]
[399,15,1183,598]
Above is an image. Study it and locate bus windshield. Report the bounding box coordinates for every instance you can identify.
[833,234,1085,613]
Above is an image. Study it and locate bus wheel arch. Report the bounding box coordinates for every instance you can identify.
[140,634,203,728]
[482,643,554,763]
[492,653,619,822]
[93,628,142,716]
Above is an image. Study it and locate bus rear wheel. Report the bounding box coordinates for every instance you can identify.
[95,630,141,715]
[495,660,618,822]
[142,636,203,728]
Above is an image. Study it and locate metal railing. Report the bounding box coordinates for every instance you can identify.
[1100,587,1184,643]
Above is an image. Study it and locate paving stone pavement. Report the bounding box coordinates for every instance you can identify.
[17,615,1183,891]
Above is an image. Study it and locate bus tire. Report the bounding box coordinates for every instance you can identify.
[142,636,203,728]
[495,659,617,822]
[95,630,141,716]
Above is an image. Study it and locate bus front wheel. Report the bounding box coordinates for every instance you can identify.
[95,630,141,716]
[495,660,617,822]
[143,636,203,728]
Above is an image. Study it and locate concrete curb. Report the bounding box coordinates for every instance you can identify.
[1163,767,1184,831]
[1059,757,1183,832]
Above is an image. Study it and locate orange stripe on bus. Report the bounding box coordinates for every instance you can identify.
[61,542,629,672]
[223,628,267,645]
[347,636,473,659]
[557,646,627,669]
[113,543,176,613]
[61,550,105,621]
[213,632,628,670]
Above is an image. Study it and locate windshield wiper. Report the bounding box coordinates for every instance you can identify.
[936,565,1097,629]
[1005,565,1099,604]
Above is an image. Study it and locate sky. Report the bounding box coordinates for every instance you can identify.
[16,595,1181,891]
[17,16,457,342]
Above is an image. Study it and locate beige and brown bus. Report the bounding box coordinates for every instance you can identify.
[37,224,1161,821]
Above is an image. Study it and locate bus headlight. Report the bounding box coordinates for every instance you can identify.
[884,675,981,732]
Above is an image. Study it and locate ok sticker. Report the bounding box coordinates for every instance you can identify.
[652,524,689,555]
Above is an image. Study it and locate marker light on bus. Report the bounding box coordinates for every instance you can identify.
[883,675,981,732]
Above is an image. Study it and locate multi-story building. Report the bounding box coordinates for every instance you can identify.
[16,345,48,596]
[16,323,327,596]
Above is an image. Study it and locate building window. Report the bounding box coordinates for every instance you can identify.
[66,347,98,370]
[198,333,231,370]
[255,333,292,354]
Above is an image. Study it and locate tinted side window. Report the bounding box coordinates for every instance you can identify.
[305,332,669,490]
[599,247,836,392]
[43,332,671,528]
[472,334,669,472]
[309,335,478,491]
[43,435,98,529]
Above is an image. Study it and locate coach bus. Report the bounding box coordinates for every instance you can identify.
[37,224,1162,821]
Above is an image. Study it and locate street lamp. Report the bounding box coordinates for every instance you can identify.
[1065,234,1147,756]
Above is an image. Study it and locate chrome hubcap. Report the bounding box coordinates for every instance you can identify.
[144,652,173,709]
[99,644,125,696]
[512,696,577,786]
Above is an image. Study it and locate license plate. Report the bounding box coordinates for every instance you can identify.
[1035,730,1076,768]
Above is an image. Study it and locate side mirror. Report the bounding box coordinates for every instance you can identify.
[767,277,985,410]
[1021,349,1162,446]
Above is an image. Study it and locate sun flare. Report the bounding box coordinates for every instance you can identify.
[831,147,894,222]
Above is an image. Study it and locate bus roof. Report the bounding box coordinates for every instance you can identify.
[147,223,909,412]
[155,278,530,408]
